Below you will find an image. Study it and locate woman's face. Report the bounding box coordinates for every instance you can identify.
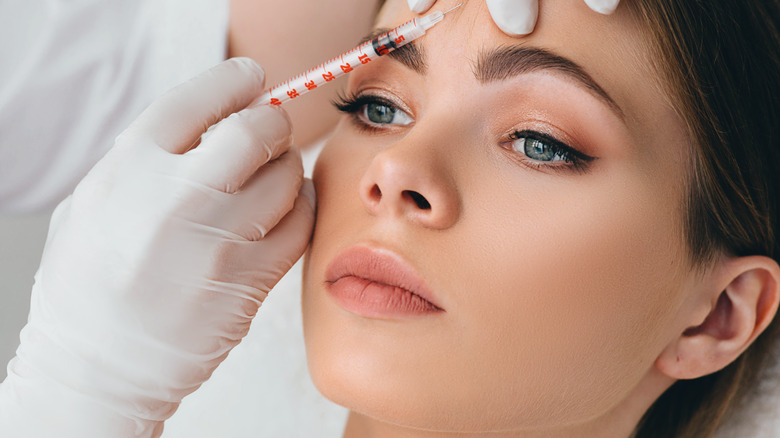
[303,0,699,434]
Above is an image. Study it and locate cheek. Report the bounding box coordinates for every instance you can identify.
[446,163,690,423]
[302,123,691,430]
[306,129,364,283]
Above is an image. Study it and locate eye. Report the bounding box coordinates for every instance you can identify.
[364,102,413,125]
[507,130,595,172]
[513,136,568,162]
[334,92,414,130]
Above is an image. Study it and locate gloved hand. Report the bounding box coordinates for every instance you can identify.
[407,0,621,35]
[0,57,315,437]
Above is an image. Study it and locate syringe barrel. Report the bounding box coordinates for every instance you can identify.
[256,17,432,106]
[369,18,426,56]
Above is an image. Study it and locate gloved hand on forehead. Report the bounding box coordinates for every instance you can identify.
[407,0,621,36]
[0,57,315,437]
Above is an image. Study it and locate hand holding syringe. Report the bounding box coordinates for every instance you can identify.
[0,8,462,437]
[257,4,461,106]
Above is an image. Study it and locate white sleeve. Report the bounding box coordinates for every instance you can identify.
[0,0,229,213]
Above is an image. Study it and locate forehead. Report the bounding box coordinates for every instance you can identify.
[375,0,669,132]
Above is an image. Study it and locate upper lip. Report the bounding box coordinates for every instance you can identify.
[325,244,443,311]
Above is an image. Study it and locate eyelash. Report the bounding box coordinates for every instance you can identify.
[333,92,596,173]
[506,130,595,174]
[333,92,406,134]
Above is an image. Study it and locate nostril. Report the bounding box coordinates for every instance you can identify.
[370,184,382,200]
[403,190,431,210]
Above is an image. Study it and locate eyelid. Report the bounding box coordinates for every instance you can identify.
[509,130,594,163]
[333,89,416,131]
[346,85,416,117]
[499,128,597,175]
[502,118,595,159]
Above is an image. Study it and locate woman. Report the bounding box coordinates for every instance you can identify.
[3,0,779,436]
[302,0,780,436]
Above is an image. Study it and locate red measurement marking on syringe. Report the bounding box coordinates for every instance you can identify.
[281,79,298,100]
[302,70,315,90]
[357,41,373,64]
[339,54,353,74]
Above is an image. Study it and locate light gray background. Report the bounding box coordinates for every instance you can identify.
[0,213,50,380]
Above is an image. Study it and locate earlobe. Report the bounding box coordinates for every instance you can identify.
[656,256,780,380]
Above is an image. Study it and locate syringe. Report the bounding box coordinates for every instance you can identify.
[256,4,462,106]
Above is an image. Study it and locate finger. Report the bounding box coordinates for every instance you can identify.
[214,179,316,294]
[183,104,293,193]
[219,147,305,241]
[119,57,266,154]
[583,0,620,14]
[485,0,538,36]
[161,148,302,241]
[407,0,436,14]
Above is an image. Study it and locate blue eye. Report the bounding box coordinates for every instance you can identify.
[334,93,414,128]
[362,102,413,126]
[507,131,595,172]
[512,136,569,162]
[365,103,396,124]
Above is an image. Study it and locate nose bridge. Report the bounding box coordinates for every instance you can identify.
[359,125,462,229]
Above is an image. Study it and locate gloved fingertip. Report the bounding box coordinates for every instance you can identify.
[248,102,293,134]
[583,0,620,15]
[226,57,266,89]
[495,17,535,36]
[486,0,538,36]
[407,0,436,14]
[300,179,317,210]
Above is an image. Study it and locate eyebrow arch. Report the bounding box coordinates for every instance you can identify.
[475,45,624,119]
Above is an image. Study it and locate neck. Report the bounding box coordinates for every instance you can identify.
[342,368,674,438]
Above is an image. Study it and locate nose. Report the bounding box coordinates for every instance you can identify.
[358,142,461,229]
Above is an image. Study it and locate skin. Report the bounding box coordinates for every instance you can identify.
[228,0,381,147]
[300,1,780,437]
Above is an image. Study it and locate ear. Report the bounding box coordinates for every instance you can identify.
[656,255,780,380]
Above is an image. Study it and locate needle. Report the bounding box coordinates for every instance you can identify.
[442,3,464,15]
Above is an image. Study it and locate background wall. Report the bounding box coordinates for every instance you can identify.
[0,213,50,380]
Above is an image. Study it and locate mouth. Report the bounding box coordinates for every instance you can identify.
[325,245,444,319]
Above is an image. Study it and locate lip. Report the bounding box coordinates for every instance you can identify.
[325,245,444,319]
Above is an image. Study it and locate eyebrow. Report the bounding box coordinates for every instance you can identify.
[475,46,624,118]
[364,29,623,119]
[364,28,428,74]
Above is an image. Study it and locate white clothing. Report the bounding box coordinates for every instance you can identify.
[162,258,348,438]
[0,0,228,213]
[0,1,347,436]
[160,145,348,438]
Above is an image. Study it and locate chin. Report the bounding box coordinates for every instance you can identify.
[301,276,555,433]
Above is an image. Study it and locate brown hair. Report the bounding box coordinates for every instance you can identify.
[627,1,780,436]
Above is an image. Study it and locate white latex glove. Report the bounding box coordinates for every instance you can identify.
[407,0,620,35]
[0,57,315,437]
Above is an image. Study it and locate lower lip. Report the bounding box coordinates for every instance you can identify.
[327,276,442,319]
